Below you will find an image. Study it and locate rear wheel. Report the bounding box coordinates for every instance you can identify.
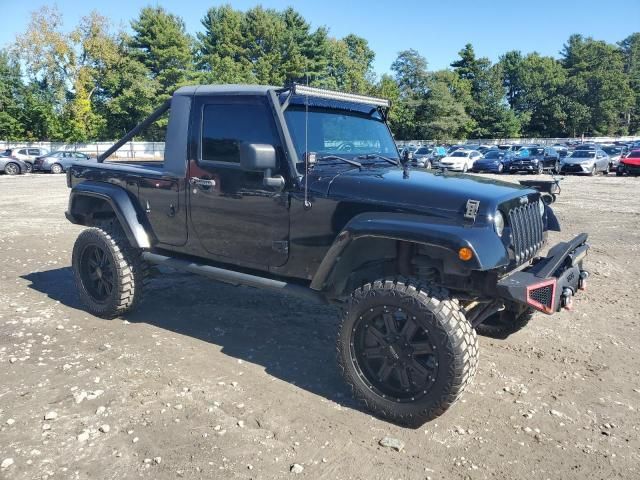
[4,162,20,175]
[72,222,148,318]
[338,279,478,427]
[51,163,63,174]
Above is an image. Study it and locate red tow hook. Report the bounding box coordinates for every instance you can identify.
[561,288,574,310]
[578,271,589,290]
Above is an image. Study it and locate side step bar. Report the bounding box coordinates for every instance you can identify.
[142,252,327,305]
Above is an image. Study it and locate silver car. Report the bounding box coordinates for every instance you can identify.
[0,152,30,175]
[560,149,609,175]
[33,151,95,173]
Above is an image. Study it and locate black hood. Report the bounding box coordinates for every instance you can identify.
[307,165,537,219]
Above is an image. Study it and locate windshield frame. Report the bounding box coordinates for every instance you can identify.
[283,105,399,169]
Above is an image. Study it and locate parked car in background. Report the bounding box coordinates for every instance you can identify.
[471,149,513,173]
[508,146,560,174]
[411,146,434,168]
[437,149,482,172]
[33,151,95,173]
[0,151,30,175]
[600,145,624,171]
[553,145,569,158]
[616,150,640,176]
[560,149,609,175]
[400,145,417,161]
[3,147,50,171]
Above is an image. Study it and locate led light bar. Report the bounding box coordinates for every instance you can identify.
[291,84,390,108]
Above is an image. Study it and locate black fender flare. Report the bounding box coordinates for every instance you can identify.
[310,212,509,291]
[65,181,151,249]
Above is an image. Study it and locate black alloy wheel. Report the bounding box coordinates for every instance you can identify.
[79,244,114,302]
[351,306,438,402]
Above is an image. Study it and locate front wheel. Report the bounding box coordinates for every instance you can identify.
[338,279,478,427]
[536,163,543,175]
[72,223,148,318]
[462,163,468,173]
[24,162,33,173]
[4,162,20,175]
[554,161,560,174]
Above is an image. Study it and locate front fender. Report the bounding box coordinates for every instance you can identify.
[310,212,509,290]
[66,181,151,249]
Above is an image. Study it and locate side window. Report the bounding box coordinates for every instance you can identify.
[74,152,86,158]
[28,149,40,155]
[18,149,27,155]
[201,102,280,164]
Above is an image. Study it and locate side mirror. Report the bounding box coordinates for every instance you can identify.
[238,143,284,189]
[239,143,277,171]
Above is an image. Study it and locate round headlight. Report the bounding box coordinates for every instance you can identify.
[538,199,545,216]
[494,211,505,236]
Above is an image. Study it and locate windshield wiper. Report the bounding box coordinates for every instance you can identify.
[316,154,362,168]
[356,153,400,166]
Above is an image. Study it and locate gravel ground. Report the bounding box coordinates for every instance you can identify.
[0,172,639,480]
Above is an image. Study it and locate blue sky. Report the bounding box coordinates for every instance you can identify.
[1,0,639,74]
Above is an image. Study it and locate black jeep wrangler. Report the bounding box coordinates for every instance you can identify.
[65,84,589,426]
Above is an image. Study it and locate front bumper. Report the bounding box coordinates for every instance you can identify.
[560,163,591,174]
[508,161,539,172]
[496,233,588,314]
[618,163,640,175]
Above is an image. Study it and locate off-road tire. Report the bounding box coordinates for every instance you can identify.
[72,222,149,319]
[475,308,534,339]
[51,163,63,174]
[337,278,478,427]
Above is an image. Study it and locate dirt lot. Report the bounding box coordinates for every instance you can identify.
[0,172,639,480]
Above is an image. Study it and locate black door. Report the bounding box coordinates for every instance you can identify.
[188,96,290,268]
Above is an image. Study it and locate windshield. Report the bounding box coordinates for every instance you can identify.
[484,151,503,159]
[451,151,469,158]
[602,147,621,155]
[518,147,544,157]
[570,151,596,159]
[284,107,398,161]
[415,147,432,154]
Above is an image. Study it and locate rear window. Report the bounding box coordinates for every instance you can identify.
[451,151,469,157]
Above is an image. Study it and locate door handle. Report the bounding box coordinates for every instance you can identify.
[190,177,216,188]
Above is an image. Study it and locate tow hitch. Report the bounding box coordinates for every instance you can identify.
[578,270,588,290]
[561,288,574,310]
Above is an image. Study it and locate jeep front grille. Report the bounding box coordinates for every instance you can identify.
[508,202,544,265]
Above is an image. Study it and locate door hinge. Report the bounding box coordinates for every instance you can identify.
[272,240,289,255]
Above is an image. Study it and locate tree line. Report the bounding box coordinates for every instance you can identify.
[0,5,638,142]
